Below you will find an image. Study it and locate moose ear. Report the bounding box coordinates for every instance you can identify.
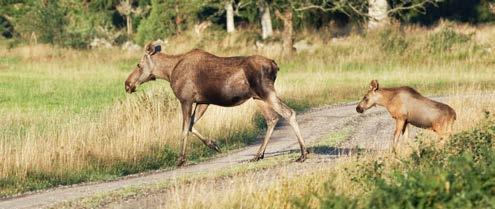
[153,45,161,53]
[369,80,379,91]
[144,42,161,55]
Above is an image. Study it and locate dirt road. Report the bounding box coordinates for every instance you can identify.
[0,101,422,209]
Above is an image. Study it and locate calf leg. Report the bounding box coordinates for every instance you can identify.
[252,100,279,161]
[392,119,406,153]
[402,122,409,141]
[177,101,193,166]
[267,94,308,162]
[190,104,221,152]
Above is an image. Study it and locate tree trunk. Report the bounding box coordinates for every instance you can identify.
[275,9,294,56]
[126,15,133,36]
[259,2,273,39]
[225,0,235,33]
[175,3,183,34]
[368,0,389,29]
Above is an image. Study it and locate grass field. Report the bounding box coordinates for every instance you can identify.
[1,23,495,196]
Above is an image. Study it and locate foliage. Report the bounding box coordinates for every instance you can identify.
[135,0,176,44]
[310,118,495,209]
[378,28,410,55]
[427,27,472,53]
[399,0,495,25]
[2,0,494,48]
[17,0,67,45]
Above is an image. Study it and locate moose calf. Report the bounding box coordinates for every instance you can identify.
[356,80,456,150]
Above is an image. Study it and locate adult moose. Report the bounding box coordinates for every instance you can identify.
[356,80,456,151]
[125,43,308,166]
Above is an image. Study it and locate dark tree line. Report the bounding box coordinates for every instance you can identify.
[0,0,494,49]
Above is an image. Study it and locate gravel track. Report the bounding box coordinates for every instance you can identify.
[0,100,427,209]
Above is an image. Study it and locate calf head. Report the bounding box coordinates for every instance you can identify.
[124,42,161,93]
[356,80,381,113]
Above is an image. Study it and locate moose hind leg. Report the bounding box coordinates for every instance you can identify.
[268,94,307,162]
[191,128,221,153]
[252,100,279,161]
[190,104,221,153]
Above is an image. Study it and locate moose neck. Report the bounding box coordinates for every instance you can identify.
[150,53,184,82]
[375,89,395,107]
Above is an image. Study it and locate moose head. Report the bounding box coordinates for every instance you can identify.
[124,42,161,93]
[356,80,382,113]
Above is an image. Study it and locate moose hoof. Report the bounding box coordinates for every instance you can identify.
[295,154,307,162]
[207,140,221,153]
[177,157,186,167]
[250,154,264,162]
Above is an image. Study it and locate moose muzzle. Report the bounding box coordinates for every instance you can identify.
[356,105,364,113]
[124,82,136,94]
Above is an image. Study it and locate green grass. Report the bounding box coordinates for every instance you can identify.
[0,58,127,113]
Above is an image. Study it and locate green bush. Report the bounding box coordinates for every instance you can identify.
[135,0,176,45]
[16,1,98,49]
[18,0,66,45]
[427,28,472,54]
[378,29,410,55]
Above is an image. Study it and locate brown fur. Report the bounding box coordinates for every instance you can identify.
[125,43,307,166]
[356,80,456,150]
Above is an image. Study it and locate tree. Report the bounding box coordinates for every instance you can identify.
[135,0,175,44]
[225,0,236,33]
[368,0,389,29]
[274,8,294,55]
[18,0,67,44]
[259,0,273,39]
[116,0,138,36]
[267,0,443,55]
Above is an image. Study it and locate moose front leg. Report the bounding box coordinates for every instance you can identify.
[251,100,279,162]
[392,119,406,153]
[177,102,193,166]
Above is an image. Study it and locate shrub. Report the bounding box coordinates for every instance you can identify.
[427,28,472,54]
[135,0,176,45]
[378,29,410,55]
[308,118,495,209]
[18,0,66,45]
[16,1,97,49]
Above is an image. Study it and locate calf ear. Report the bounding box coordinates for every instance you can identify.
[369,80,379,91]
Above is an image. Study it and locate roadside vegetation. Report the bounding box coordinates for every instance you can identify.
[1,22,495,197]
